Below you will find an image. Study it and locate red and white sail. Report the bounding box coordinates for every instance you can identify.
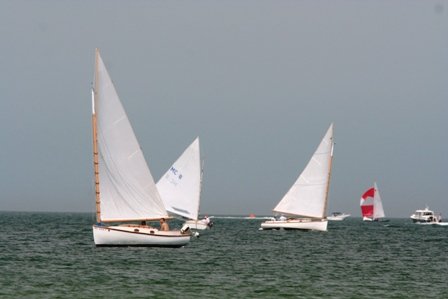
[360,182,385,220]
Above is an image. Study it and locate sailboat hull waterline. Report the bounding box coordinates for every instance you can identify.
[260,219,328,231]
[93,225,190,247]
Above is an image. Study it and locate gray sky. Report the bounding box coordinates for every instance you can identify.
[1,0,447,217]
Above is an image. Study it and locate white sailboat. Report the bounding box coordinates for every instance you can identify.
[260,124,334,232]
[156,138,211,230]
[360,182,385,221]
[91,49,190,247]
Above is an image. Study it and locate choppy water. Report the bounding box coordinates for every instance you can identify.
[0,212,447,298]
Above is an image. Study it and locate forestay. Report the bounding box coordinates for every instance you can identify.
[93,51,167,221]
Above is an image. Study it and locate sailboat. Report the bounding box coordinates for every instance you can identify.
[260,124,334,232]
[360,182,385,221]
[156,138,211,230]
[91,49,190,247]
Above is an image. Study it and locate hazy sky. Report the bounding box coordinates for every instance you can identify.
[1,0,447,217]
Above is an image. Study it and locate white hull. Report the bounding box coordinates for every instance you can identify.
[412,219,442,224]
[327,214,350,221]
[184,220,210,230]
[414,220,447,226]
[260,219,328,231]
[93,225,190,247]
[415,222,448,226]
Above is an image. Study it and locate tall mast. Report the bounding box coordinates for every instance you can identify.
[92,48,101,223]
[198,156,204,220]
[322,136,334,219]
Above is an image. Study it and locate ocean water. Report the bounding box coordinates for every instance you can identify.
[0,212,447,298]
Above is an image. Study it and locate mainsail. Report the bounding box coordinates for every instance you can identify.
[273,124,334,218]
[157,137,201,220]
[92,49,168,222]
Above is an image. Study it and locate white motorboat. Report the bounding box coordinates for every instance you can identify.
[327,212,350,221]
[260,124,335,232]
[410,207,442,224]
[91,49,190,247]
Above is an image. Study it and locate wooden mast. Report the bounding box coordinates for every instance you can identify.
[92,48,101,223]
[322,128,334,219]
[197,155,204,221]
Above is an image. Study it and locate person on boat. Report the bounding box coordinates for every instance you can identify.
[160,218,169,231]
[140,221,147,227]
[279,215,287,221]
[202,215,213,228]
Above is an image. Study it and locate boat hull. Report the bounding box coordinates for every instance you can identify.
[93,225,190,247]
[411,218,437,223]
[327,214,350,221]
[327,216,348,221]
[260,219,328,231]
[183,220,210,230]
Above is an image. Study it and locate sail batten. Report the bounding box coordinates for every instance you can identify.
[93,50,168,222]
[273,124,334,218]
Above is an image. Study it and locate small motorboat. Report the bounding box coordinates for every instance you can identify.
[327,212,350,221]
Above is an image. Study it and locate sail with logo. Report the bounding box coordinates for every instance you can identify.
[157,138,212,230]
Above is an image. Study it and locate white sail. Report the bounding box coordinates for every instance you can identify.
[372,182,385,219]
[93,50,167,222]
[273,124,334,218]
[157,137,201,220]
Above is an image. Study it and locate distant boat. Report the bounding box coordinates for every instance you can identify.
[260,124,334,232]
[91,49,190,247]
[327,212,350,221]
[410,207,442,224]
[157,138,212,230]
[360,182,386,222]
